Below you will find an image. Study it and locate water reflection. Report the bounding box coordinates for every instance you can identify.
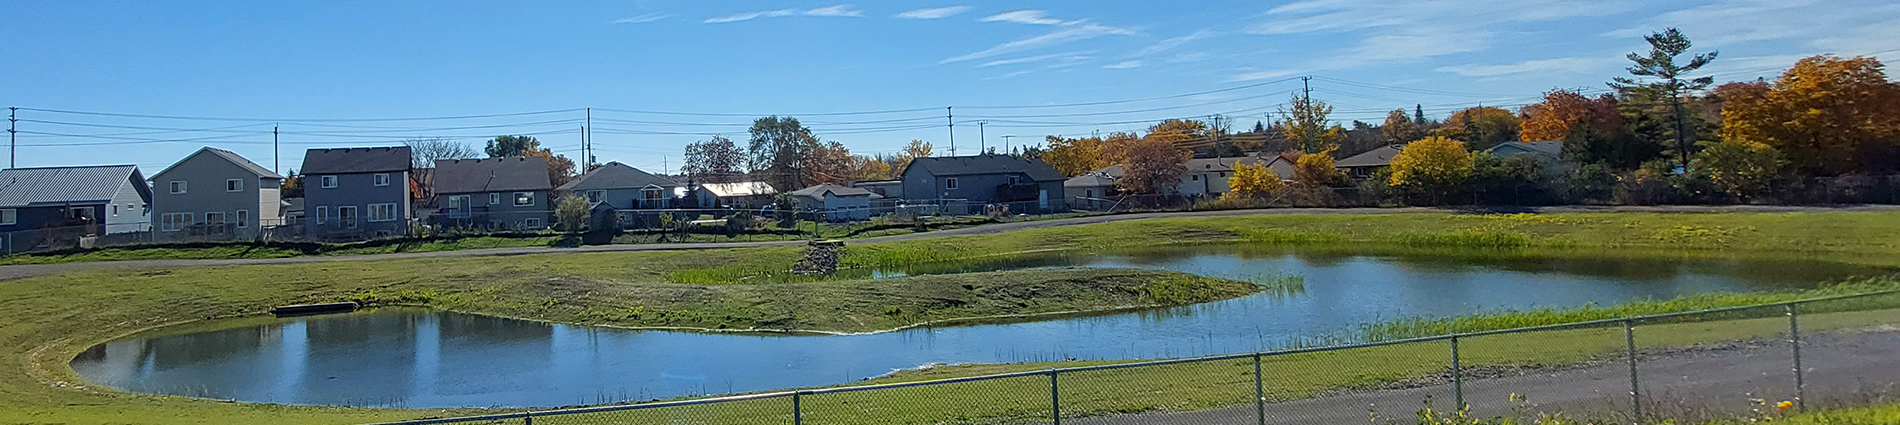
[72,249,1890,408]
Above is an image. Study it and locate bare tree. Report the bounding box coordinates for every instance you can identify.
[407,137,480,168]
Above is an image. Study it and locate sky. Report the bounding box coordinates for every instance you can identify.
[3,0,1897,176]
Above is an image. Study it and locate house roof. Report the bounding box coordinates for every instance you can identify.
[904,154,1065,182]
[699,181,776,197]
[1488,141,1563,160]
[1335,145,1406,168]
[1064,171,1117,188]
[0,165,146,208]
[790,183,873,199]
[301,146,412,174]
[432,156,552,194]
[152,147,283,180]
[557,162,677,191]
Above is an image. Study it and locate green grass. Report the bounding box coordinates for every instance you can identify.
[3,210,1900,424]
[0,244,307,265]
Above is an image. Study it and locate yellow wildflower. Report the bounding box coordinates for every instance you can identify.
[1777,400,1794,410]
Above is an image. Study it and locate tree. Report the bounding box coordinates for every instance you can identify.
[1388,137,1473,204]
[1561,107,1662,170]
[807,141,854,184]
[683,135,747,183]
[523,149,579,188]
[1223,163,1286,200]
[484,135,542,158]
[407,138,480,168]
[1433,107,1520,151]
[1611,28,1719,169]
[1381,109,1421,144]
[1718,55,1900,176]
[1692,140,1787,200]
[1115,136,1189,194]
[851,155,894,181]
[892,140,934,177]
[1277,93,1346,153]
[747,116,823,191]
[1292,149,1341,188]
[554,195,590,232]
[1146,119,1213,146]
[281,169,304,198]
[1521,90,1624,142]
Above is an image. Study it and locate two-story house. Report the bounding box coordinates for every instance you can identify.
[434,156,554,230]
[300,146,413,239]
[899,154,1067,213]
[0,165,152,235]
[149,147,283,239]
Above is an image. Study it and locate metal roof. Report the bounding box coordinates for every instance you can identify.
[300,146,412,174]
[698,182,777,197]
[0,165,146,208]
[433,156,553,194]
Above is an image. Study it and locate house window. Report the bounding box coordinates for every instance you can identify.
[205,212,226,224]
[321,175,338,188]
[643,188,662,207]
[0,209,14,225]
[586,190,603,203]
[514,192,534,207]
[525,218,541,228]
[112,205,119,216]
[1009,176,1019,185]
[946,178,959,190]
[1192,175,1200,181]
[367,203,398,222]
[373,173,390,186]
[236,210,249,228]
[491,193,501,205]
[338,206,358,228]
[160,213,193,231]
[227,179,243,192]
[315,206,329,224]
[169,181,187,194]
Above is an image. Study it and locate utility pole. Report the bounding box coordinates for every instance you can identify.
[1301,76,1312,102]
[585,108,593,167]
[273,125,280,175]
[978,121,987,154]
[1003,135,1014,154]
[946,107,956,156]
[8,107,16,169]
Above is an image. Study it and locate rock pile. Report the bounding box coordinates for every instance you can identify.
[792,240,845,276]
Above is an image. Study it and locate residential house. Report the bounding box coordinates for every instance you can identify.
[149,147,283,238]
[1488,141,1567,171]
[851,180,903,199]
[899,154,1067,212]
[1063,171,1118,210]
[789,183,876,222]
[693,181,777,209]
[300,146,413,239]
[1257,152,1300,183]
[0,165,152,234]
[434,156,554,230]
[557,162,681,210]
[1336,144,1406,179]
[1075,155,1270,199]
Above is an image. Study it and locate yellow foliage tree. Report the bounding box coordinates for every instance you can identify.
[1693,140,1787,200]
[1389,137,1473,189]
[1719,55,1900,176]
[1223,163,1286,200]
[1292,149,1339,188]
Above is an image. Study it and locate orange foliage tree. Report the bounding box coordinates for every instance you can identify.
[1520,90,1624,142]
[1115,136,1190,194]
[1719,55,1900,176]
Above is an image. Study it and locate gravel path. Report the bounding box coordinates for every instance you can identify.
[1,205,1892,281]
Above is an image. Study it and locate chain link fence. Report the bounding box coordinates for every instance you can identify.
[366,289,1900,425]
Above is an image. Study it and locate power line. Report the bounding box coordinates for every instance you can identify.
[15,107,585,122]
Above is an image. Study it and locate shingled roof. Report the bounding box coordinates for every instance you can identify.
[152,147,283,180]
[301,146,412,174]
[0,165,148,208]
[556,162,677,191]
[903,154,1065,182]
[433,156,552,194]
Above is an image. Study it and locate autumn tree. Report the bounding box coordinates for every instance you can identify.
[1277,93,1346,153]
[1611,28,1719,168]
[1147,119,1214,150]
[1223,163,1286,200]
[1115,137,1190,194]
[851,155,894,181]
[1691,140,1787,200]
[807,141,854,185]
[892,140,934,177]
[281,169,304,198]
[1719,55,1900,176]
[1381,109,1421,144]
[522,149,578,188]
[1042,133,1139,177]
[1388,137,1473,204]
[682,135,746,183]
[747,116,823,190]
[1521,90,1624,142]
[1292,149,1341,188]
[1432,107,1521,151]
[1561,107,1661,170]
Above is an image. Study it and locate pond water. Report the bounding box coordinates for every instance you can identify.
[71,247,1889,408]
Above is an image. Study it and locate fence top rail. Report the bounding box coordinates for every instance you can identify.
[361,287,1900,425]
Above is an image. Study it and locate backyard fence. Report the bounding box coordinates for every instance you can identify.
[366,289,1900,425]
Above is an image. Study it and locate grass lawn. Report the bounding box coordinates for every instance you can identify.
[1,211,1898,424]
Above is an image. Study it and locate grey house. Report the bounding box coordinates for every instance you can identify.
[150,147,284,238]
[557,162,680,210]
[0,165,151,234]
[789,183,875,222]
[434,156,554,230]
[1488,141,1567,172]
[300,146,413,239]
[899,154,1067,213]
[1336,144,1405,179]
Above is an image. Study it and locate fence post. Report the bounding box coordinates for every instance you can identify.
[1254,353,1266,425]
[522,412,532,425]
[1788,303,1806,412]
[1049,369,1061,425]
[1624,319,1642,420]
[1451,335,1464,410]
[793,391,803,425]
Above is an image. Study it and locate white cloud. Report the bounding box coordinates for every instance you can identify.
[1608,0,1900,51]
[1229,69,1302,82]
[895,6,971,19]
[1349,31,1484,62]
[612,13,668,24]
[1134,30,1215,57]
[804,4,863,17]
[1435,57,1620,77]
[1103,60,1142,69]
[942,22,1134,63]
[981,10,1066,25]
[979,52,1093,67]
[704,9,797,23]
[1246,0,1632,68]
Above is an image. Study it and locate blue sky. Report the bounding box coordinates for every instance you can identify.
[4,0,1896,175]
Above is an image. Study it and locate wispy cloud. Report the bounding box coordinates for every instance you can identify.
[612,13,668,24]
[942,22,1134,63]
[1103,60,1142,69]
[1247,0,1631,68]
[895,6,971,19]
[1134,30,1215,57]
[1608,0,1900,52]
[1435,57,1619,77]
[704,5,863,23]
[980,52,1094,67]
[1228,69,1302,82]
[981,10,1066,25]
